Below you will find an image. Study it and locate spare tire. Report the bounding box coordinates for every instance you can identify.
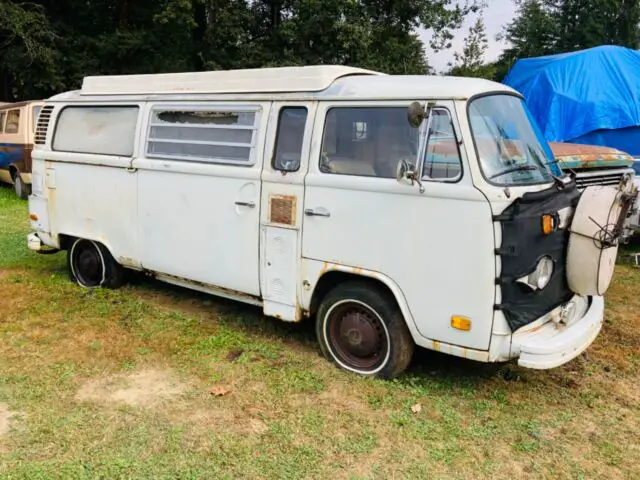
[566,185,624,296]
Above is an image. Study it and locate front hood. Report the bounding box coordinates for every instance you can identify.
[550,141,633,170]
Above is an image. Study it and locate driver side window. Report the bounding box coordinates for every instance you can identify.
[320,107,419,178]
[422,109,462,182]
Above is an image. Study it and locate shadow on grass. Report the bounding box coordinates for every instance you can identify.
[126,270,514,387]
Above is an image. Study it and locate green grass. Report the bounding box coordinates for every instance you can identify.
[0,185,639,479]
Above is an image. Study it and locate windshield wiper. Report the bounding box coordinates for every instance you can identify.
[489,164,538,180]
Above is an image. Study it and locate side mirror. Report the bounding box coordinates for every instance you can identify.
[407,102,426,128]
[396,159,425,193]
[407,101,436,128]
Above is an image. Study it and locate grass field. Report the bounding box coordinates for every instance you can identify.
[0,185,639,479]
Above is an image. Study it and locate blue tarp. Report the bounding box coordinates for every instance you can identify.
[569,126,640,157]
[503,45,640,155]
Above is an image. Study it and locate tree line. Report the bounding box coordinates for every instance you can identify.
[0,0,482,101]
[2,0,639,101]
[449,0,640,79]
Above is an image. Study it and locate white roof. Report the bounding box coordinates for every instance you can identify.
[49,66,517,102]
[326,75,517,100]
[80,65,383,96]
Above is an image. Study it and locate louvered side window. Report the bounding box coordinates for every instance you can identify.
[146,107,260,165]
[35,105,55,145]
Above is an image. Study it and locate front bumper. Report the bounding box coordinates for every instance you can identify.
[511,296,604,369]
[27,232,43,251]
[27,231,59,254]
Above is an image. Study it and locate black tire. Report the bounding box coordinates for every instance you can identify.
[67,238,125,289]
[315,281,414,379]
[12,172,30,200]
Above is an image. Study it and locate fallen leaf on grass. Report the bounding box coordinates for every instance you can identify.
[210,386,231,397]
[226,349,244,362]
[411,403,422,414]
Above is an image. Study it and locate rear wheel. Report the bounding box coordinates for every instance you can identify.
[12,171,29,200]
[316,282,414,379]
[67,238,125,289]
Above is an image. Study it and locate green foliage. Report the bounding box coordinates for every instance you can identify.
[495,0,640,81]
[0,2,58,99]
[0,0,482,100]
[447,14,496,79]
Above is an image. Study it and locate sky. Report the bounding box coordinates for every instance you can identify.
[419,0,518,73]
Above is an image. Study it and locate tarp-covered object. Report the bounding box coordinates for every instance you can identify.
[503,45,640,154]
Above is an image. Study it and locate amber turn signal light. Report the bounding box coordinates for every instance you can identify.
[29,213,38,221]
[541,214,556,235]
[451,316,472,331]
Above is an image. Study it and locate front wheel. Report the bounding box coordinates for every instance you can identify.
[316,282,414,379]
[67,238,125,289]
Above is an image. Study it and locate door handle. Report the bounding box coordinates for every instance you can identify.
[305,208,330,218]
[235,201,256,208]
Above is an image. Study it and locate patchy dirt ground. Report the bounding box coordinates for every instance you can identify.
[75,369,188,408]
[0,405,16,438]
[1,188,639,479]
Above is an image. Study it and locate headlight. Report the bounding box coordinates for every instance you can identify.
[517,256,554,291]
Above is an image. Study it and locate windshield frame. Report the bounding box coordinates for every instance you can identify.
[467,92,557,188]
[417,105,464,184]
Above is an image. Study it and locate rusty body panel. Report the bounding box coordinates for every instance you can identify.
[549,142,634,170]
[147,271,263,307]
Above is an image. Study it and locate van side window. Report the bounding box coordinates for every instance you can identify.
[5,109,20,134]
[0,112,5,133]
[147,108,259,165]
[320,107,419,178]
[53,106,139,156]
[422,109,462,181]
[273,107,307,172]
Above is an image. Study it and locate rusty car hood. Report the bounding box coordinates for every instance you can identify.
[549,142,633,170]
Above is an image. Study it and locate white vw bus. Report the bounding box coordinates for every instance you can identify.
[27,66,635,378]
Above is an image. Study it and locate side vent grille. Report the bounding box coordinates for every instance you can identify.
[34,105,55,145]
[269,195,297,226]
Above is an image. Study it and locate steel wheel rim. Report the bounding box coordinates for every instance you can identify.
[325,300,389,373]
[15,177,22,198]
[71,240,105,287]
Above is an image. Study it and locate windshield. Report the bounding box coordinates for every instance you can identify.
[469,95,558,186]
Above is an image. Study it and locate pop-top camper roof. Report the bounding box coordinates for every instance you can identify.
[80,65,383,96]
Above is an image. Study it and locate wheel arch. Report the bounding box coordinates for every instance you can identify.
[58,233,76,251]
[306,264,420,343]
[58,233,116,259]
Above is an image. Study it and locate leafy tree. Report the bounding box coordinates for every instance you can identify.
[555,0,640,51]
[0,2,57,99]
[447,14,496,78]
[0,0,482,100]
[495,0,640,80]
[498,1,558,63]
